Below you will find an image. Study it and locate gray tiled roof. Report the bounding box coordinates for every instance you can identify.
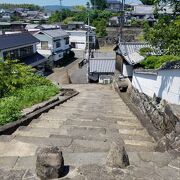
[89,59,115,73]
[160,60,180,70]
[117,42,152,65]
[41,29,68,38]
[0,32,39,51]
[23,52,46,67]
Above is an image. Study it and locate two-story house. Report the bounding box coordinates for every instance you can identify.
[0,32,47,67]
[65,30,96,50]
[34,29,71,65]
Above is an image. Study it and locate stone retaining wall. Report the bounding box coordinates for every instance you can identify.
[127,85,180,153]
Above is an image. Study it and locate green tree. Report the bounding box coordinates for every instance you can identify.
[73,5,86,11]
[90,0,107,10]
[144,15,180,55]
[48,9,74,23]
[0,59,34,97]
[139,0,155,5]
[93,19,107,37]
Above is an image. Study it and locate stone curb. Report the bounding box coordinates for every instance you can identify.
[0,89,79,135]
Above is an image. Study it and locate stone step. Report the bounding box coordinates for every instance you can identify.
[117,121,142,127]
[14,135,72,148]
[29,119,63,128]
[119,129,150,137]
[9,152,108,170]
[119,133,154,142]
[0,140,37,157]
[13,125,107,138]
[63,119,118,129]
[70,139,110,153]
[124,139,155,148]
[13,127,61,137]
[125,144,155,152]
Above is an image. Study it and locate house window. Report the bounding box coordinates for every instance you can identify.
[20,46,33,58]
[56,41,61,48]
[3,49,19,60]
[41,41,48,50]
[65,37,69,45]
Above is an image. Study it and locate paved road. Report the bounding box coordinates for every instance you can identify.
[0,84,178,179]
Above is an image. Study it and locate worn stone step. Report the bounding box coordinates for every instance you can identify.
[120,133,154,142]
[14,135,73,147]
[119,129,150,137]
[117,120,142,127]
[12,152,108,170]
[56,125,106,137]
[29,119,62,128]
[0,156,18,169]
[13,127,61,137]
[0,135,15,142]
[125,144,155,152]
[124,139,155,148]
[63,119,118,129]
[70,139,110,153]
[13,125,106,138]
[0,140,37,157]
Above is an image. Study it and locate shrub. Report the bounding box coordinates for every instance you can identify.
[139,47,153,56]
[140,55,180,69]
[0,59,59,125]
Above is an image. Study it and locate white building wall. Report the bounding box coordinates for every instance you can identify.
[132,69,180,105]
[123,63,133,77]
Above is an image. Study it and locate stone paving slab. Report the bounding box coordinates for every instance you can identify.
[0,140,37,157]
[14,136,73,147]
[0,156,18,169]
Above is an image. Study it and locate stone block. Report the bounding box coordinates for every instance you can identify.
[106,138,129,168]
[36,146,64,180]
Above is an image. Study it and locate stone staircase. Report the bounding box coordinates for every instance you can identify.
[0,84,179,180]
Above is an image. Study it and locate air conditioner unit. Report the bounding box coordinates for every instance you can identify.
[103,79,111,84]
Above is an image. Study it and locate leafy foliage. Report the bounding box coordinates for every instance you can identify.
[139,0,155,5]
[49,9,116,37]
[90,0,107,10]
[144,15,180,55]
[140,47,153,56]
[0,3,42,11]
[0,59,59,125]
[48,9,74,23]
[140,55,180,69]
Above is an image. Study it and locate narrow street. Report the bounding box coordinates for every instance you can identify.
[0,84,178,179]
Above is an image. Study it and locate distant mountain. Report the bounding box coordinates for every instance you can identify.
[44,5,74,11]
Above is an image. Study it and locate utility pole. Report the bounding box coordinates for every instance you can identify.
[118,0,125,43]
[86,2,90,83]
[86,2,90,60]
[59,0,62,22]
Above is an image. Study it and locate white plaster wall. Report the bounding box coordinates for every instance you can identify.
[123,63,133,77]
[132,69,180,105]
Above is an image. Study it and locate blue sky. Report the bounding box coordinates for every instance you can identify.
[0,0,140,6]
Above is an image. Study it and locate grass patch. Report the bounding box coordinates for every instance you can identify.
[0,85,59,126]
[140,55,180,69]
